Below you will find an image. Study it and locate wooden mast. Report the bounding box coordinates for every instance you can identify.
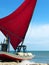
[6,35,10,52]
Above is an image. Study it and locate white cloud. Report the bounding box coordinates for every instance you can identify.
[30,24,49,38]
[24,24,49,50]
[25,24,49,40]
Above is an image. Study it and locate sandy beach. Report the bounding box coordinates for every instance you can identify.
[0,61,48,65]
[0,62,48,65]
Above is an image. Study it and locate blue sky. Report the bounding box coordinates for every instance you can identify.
[0,0,49,51]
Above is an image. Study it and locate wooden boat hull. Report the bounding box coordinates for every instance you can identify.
[0,52,33,61]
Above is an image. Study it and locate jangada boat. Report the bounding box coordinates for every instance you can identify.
[0,0,37,61]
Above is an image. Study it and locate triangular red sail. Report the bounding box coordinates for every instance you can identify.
[0,0,37,50]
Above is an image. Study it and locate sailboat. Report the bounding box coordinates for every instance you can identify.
[0,0,37,61]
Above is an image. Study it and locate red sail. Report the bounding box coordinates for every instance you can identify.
[0,0,37,50]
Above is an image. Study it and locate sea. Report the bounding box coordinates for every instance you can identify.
[10,51,49,64]
[30,51,49,64]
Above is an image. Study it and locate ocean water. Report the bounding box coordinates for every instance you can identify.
[10,51,49,64]
[30,51,49,64]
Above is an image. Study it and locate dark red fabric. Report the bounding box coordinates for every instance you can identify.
[0,0,37,50]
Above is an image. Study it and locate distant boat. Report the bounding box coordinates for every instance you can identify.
[0,0,37,61]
